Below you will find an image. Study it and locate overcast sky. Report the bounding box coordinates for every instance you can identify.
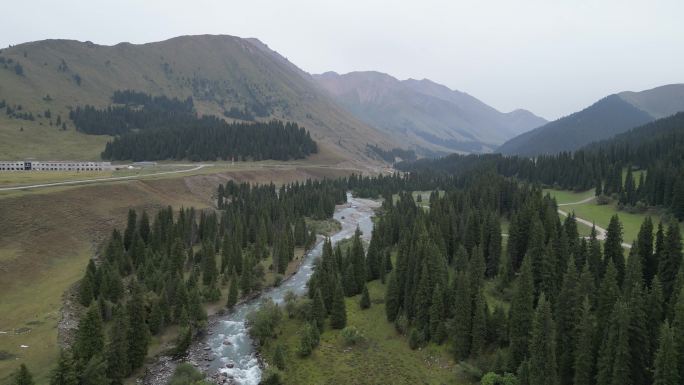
[2,0,683,119]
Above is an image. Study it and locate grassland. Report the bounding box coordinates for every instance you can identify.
[0,164,356,383]
[544,188,682,244]
[259,280,463,385]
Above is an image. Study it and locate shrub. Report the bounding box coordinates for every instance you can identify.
[341,326,364,346]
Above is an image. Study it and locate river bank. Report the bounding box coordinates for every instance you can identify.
[143,193,379,385]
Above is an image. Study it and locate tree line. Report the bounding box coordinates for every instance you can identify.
[398,112,684,220]
[68,90,317,162]
[8,178,346,384]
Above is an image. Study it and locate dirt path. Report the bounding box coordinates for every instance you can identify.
[0,164,208,192]
[557,198,632,249]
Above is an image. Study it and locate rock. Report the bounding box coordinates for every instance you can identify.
[226,361,235,368]
[203,346,212,350]
[223,339,232,346]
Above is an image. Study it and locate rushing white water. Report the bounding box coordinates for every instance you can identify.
[203,193,379,385]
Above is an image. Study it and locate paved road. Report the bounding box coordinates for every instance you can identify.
[557,196,632,249]
[0,164,209,192]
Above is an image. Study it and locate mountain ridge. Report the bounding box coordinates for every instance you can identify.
[497,83,684,156]
[0,35,395,165]
[313,71,546,155]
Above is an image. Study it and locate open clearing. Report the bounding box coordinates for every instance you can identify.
[0,164,356,383]
[259,280,463,385]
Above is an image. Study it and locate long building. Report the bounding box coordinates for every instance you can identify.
[0,160,113,171]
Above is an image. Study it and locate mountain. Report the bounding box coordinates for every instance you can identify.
[0,35,394,164]
[497,84,684,156]
[313,71,546,155]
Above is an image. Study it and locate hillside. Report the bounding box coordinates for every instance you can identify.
[0,35,394,164]
[313,71,546,155]
[498,84,684,156]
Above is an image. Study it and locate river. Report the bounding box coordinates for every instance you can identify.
[198,193,379,385]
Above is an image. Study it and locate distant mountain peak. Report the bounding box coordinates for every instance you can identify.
[313,71,545,155]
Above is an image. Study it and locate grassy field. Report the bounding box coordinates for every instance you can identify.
[0,165,356,383]
[259,280,463,385]
[544,188,682,244]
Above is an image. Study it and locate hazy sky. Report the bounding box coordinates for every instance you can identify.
[3,0,683,119]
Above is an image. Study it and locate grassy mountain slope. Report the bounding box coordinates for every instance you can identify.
[498,84,684,156]
[313,71,546,155]
[0,35,393,164]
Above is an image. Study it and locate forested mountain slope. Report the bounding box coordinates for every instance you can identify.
[0,35,394,163]
[498,84,684,156]
[313,71,546,155]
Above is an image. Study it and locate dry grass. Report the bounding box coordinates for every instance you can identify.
[0,165,356,383]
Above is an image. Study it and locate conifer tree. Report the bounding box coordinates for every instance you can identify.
[604,215,625,285]
[123,209,137,251]
[79,260,97,307]
[596,260,619,340]
[226,269,239,308]
[74,304,104,363]
[453,271,473,360]
[105,305,130,383]
[49,350,78,385]
[556,258,580,385]
[126,282,150,370]
[385,272,401,322]
[470,289,487,357]
[573,298,595,385]
[671,286,684,381]
[653,322,679,385]
[360,284,371,309]
[429,283,446,343]
[350,227,366,294]
[311,289,326,330]
[638,217,655,286]
[81,355,109,385]
[330,278,347,329]
[528,293,558,385]
[660,221,682,302]
[12,364,34,385]
[273,344,287,370]
[509,255,534,369]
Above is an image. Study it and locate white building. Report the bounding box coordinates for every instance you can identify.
[0,160,114,171]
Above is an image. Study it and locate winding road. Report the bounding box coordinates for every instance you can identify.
[557,196,632,249]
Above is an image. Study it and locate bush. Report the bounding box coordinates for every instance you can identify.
[596,195,611,205]
[259,368,283,385]
[247,299,282,345]
[408,328,424,350]
[480,372,519,385]
[341,326,364,346]
[169,363,212,385]
[394,314,409,335]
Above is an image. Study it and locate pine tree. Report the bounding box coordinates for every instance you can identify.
[359,284,371,309]
[123,209,137,251]
[385,272,401,322]
[74,304,104,363]
[604,215,625,285]
[470,288,487,357]
[81,355,108,385]
[453,271,472,360]
[596,260,619,340]
[638,217,656,286]
[105,305,130,382]
[127,282,150,370]
[350,227,366,294]
[273,344,287,370]
[672,286,684,381]
[660,221,682,302]
[311,289,326,330]
[429,283,446,344]
[226,269,239,308]
[79,260,97,307]
[330,278,347,329]
[510,255,535,369]
[573,298,595,385]
[528,293,558,385]
[653,321,679,385]
[12,364,34,385]
[556,258,580,385]
[49,350,78,385]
